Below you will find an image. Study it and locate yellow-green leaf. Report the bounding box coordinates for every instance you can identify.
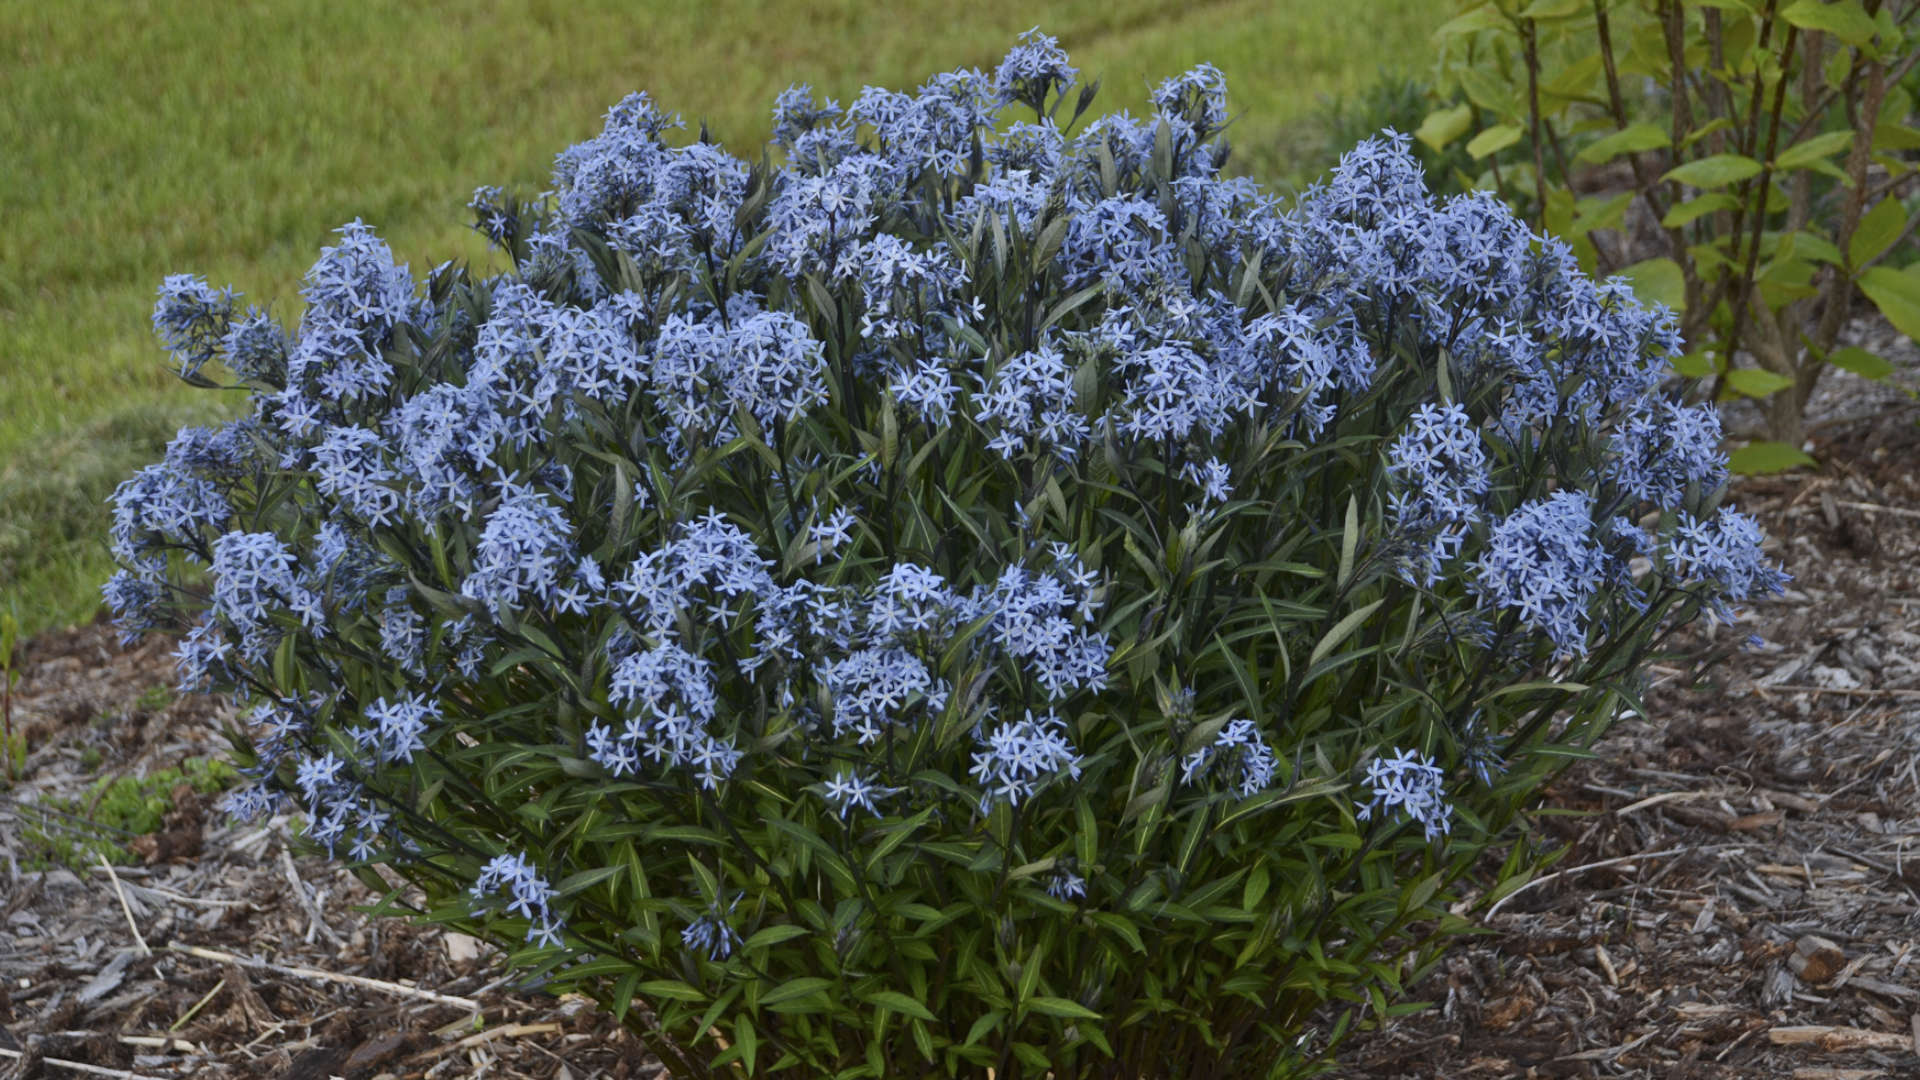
[1663,154,1763,188]
[1723,368,1793,398]
[1781,0,1878,46]
[1416,103,1474,152]
[1617,257,1686,310]
[1827,346,1895,380]
[1774,130,1856,171]
[1521,0,1585,18]
[1574,122,1669,166]
[1849,197,1908,269]
[1728,441,1815,475]
[1670,349,1720,377]
[1466,123,1523,161]
[1662,193,1738,228]
[1859,265,1920,341]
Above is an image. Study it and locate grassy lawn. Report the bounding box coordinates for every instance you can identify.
[0,0,1444,636]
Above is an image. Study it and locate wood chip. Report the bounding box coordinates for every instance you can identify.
[1768,1025,1915,1051]
[1790,935,1848,985]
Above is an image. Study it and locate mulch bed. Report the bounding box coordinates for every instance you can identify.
[5,362,1920,1079]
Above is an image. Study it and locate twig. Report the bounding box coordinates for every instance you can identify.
[167,943,481,1011]
[408,1022,564,1065]
[1616,790,1723,816]
[1489,847,1688,917]
[1831,500,1920,521]
[1754,685,1920,699]
[99,855,150,957]
[1768,1025,1913,1051]
[85,867,251,909]
[0,1046,168,1080]
[169,976,226,1033]
[281,847,347,949]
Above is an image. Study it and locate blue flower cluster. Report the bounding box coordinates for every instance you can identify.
[1356,748,1452,842]
[969,709,1084,808]
[472,852,564,948]
[1385,403,1491,586]
[1470,492,1607,658]
[1181,718,1278,798]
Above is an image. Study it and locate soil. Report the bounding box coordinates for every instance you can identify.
[4,360,1920,1079]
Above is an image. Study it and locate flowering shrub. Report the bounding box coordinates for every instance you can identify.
[111,31,1781,1079]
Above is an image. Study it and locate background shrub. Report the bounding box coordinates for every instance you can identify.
[109,33,1780,1078]
[1421,0,1920,459]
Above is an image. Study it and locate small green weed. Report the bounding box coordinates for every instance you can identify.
[134,684,175,713]
[19,756,237,870]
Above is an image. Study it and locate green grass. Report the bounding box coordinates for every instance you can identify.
[0,0,1444,637]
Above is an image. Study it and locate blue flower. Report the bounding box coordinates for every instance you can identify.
[993,27,1079,113]
[471,852,565,947]
[969,709,1083,808]
[1471,492,1606,657]
[153,274,238,380]
[1386,402,1492,586]
[1357,747,1452,841]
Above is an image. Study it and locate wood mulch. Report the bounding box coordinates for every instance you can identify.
[4,359,1919,1079]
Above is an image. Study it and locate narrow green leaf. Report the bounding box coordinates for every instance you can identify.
[636,979,708,1003]
[760,977,835,1006]
[1336,495,1360,590]
[1308,598,1385,670]
[1026,996,1102,1020]
[863,989,936,1022]
[742,924,809,951]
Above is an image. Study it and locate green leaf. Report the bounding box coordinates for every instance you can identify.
[1859,265,1920,341]
[1574,123,1669,166]
[1827,346,1895,380]
[1728,441,1816,475]
[1662,193,1738,228]
[1466,123,1523,161]
[1026,996,1102,1021]
[1670,350,1720,377]
[1849,198,1907,269]
[635,979,708,1003]
[742,924,810,951]
[1774,131,1857,172]
[1520,0,1584,16]
[1416,103,1474,152]
[1781,0,1878,46]
[862,989,936,1022]
[1723,368,1794,398]
[1336,495,1359,589]
[1662,154,1763,188]
[760,977,835,1006]
[1308,599,1385,671]
[1617,257,1686,310]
